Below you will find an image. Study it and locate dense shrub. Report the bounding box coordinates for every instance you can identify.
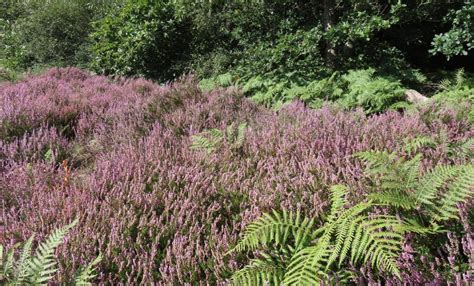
[1,68,473,284]
[2,0,103,69]
[90,0,191,80]
[430,1,473,59]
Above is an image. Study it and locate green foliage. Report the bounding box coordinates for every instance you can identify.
[231,145,474,284]
[430,1,473,59]
[227,68,407,112]
[1,0,106,69]
[432,69,474,121]
[74,253,102,285]
[199,72,234,92]
[356,149,474,222]
[236,27,325,82]
[191,122,248,154]
[283,72,344,109]
[0,219,101,285]
[435,69,474,102]
[325,2,405,46]
[229,185,404,285]
[90,0,191,80]
[337,69,406,113]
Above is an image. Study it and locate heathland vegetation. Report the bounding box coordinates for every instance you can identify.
[1,0,473,284]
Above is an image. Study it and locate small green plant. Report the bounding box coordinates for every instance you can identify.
[0,219,101,285]
[229,185,405,285]
[191,122,247,154]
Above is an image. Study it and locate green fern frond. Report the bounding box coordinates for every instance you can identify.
[235,122,248,147]
[449,137,474,160]
[230,253,285,286]
[432,164,474,221]
[369,190,417,210]
[27,219,78,284]
[404,136,436,155]
[15,235,35,283]
[191,122,248,154]
[331,206,402,273]
[231,210,314,253]
[74,253,102,285]
[400,154,422,190]
[226,123,237,140]
[415,164,459,206]
[355,150,396,167]
[389,101,412,111]
[354,150,398,178]
[207,128,225,140]
[454,68,465,89]
[328,185,349,221]
[438,78,452,91]
[394,218,443,234]
[1,244,16,281]
[190,135,219,154]
[284,244,330,285]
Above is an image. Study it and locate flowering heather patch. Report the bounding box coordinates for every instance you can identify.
[1,68,473,284]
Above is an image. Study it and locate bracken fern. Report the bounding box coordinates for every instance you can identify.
[191,122,248,154]
[0,219,101,285]
[356,149,474,223]
[229,185,405,285]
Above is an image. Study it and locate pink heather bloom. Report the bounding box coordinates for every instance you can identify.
[1,68,472,284]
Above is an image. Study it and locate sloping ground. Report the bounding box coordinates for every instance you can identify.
[1,68,472,284]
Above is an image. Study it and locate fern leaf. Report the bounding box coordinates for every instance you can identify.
[404,136,436,154]
[328,185,349,221]
[236,122,248,147]
[369,190,417,210]
[230,210,314,253]
[454,68,465,89]
[14,235,35,283]
[415,164,458,206]
[190,135,217,154]
[74,253,102,285]
[355,150,398,179]
[1,244,16,281]
[395,218,443,234]
[433,165,474,221]
[351,218,403,278]
[401,154,422,190]
[284,244,330,285]
[449,137,474,160]
[325,202,372,269]
[230,253,285,286]
[27,219,78,284]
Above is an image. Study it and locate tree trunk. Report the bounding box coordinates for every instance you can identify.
[323,0,336,69]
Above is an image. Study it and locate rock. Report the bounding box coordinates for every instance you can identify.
[405,89,429,104]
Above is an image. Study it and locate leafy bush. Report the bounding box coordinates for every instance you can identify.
[0,219,101,285]
[2,0,99,69]
[90,0,191,80]
[430,1,473,59]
